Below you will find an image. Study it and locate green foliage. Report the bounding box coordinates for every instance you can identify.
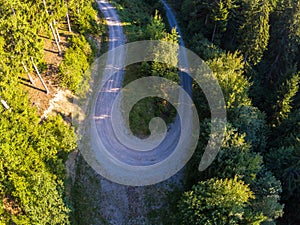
[0,0,98,222]
[192,123,263,184]
[181,0,274,65]
[146,10,180,80]
[121,10,179,136]
[1,0,299,223]
[32,116,77,179]
[207,52,252,109]
[59,35,92,92]
[0,1,44,67]
[193,51,252,121]
[262,109,299,223]
[273,72,300,125]
[178,177,264,225]
[269,109,300,149]
[250,170,284,225]
[266,146,300,199]
[250,1,300,127]
[145,10,166,40]
[189,33,224,60]
[112,0,158,41]
[0,79,76,223]
[238,0,273,65]
[170,0,300,223]
[231,106,268,151]
[181,0,237,44]
[264,0,300,82]
[186,119,283,223]
[69,1,102,34]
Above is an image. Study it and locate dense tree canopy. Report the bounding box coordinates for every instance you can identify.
[1,0,299,223]
[178,177,265,225]
[0,0,100,223]
[179,0,299,224]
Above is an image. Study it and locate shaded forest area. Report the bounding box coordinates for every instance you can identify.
[166,0,300,224]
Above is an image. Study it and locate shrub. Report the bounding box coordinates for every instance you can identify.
[59,36,92,92]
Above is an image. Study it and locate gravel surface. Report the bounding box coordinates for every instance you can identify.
[74,1,190,224]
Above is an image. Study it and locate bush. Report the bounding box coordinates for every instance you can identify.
[59,36,92,92]
[74,3,102,35]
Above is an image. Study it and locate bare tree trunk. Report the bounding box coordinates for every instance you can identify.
[43,0,61,55]
[53,19,61,42]
[42,0,49,14]
[22,62,35,85]
[66,12,72,32]
[243,54,248,63]
[205,14,209,25]
[50,22,62,55]
[266,53,280,82]
[11,7,16,15]
[211,23,217,43]
[1,100,10,110]
[30,57,50,95]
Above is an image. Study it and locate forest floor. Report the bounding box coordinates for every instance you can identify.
[21,23,74,118]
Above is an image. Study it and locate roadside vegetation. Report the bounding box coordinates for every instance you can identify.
[0,0,102,223]
[1,0,299,224]
[169,0,299,224]
[110,0,299,224]
[112,0,179,137]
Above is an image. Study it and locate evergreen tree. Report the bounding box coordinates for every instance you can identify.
[272,72,299,126]
[178,177,265,225]
[238,0,274,65]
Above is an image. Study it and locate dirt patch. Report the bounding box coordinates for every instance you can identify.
[42,89,74,121]
[22,25,72,115]
[3,195,23,216]
[73,155,185,225]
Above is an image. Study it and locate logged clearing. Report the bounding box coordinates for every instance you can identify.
[22,25,72,116]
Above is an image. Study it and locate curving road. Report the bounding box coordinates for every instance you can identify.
[94,0,186,167]
[88,0,198,188]
[160,0,192,95]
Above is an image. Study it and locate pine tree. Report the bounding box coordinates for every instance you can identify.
[273,72,300,126]
[238,0,273,65]
[178,177,265,225]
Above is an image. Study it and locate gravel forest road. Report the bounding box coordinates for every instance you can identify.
[93,1,187,174]
[84,1,189,224]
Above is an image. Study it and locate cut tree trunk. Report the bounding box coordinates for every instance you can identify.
[30,57,50,95]
[22,62,35,85]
